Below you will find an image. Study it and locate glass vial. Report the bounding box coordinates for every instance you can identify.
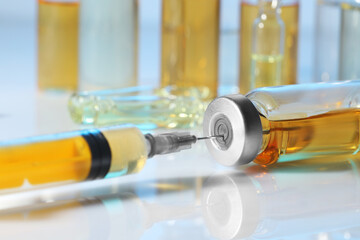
[339,1,360,80]
[315,0,360,82]
[314,0,341,82]
[203,80,360,166]
[37,0,79,91]
[218,0,240,96]
[79,0,138,91]
[160,0,220,99]
[239,0,299,94]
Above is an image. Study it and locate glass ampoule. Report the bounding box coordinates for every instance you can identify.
[68,86,207,129]
[239,0,298,94]
[161,0,220,99]
[204,80,360,166]
[38,0,79,91]
[251,0,284,90]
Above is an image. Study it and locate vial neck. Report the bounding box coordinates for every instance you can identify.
[247,99,271,155]
[258,0,281,16]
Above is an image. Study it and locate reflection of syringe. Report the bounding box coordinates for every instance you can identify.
[0,125,222,190]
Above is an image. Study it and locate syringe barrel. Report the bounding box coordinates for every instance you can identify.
[0,125,148,190]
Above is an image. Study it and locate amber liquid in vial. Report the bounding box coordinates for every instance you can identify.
[161,0,220,99]
[240,2,298,94]
[38,0,79,91]
[255,109,360,165]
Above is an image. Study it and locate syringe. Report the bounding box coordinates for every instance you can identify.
[0,125,220,190]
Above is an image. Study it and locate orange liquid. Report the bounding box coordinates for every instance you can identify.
[0,135,91,189]
[255,109,360,165]
[161,0,220,99]
[38,0,79,91]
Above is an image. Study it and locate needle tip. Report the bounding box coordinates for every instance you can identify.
[197,135,224,141]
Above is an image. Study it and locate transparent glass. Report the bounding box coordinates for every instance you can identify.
[79,0,138,91]
[160,0,220,99]
[68,86,208,129]
[218,0,240,96]
[315,0,360,82]
[239,0,298,94]
[37,0,79,91]
[246,80,360,164]
[314,0,341,82]
[339,1,360,80]
[250,0,285,89]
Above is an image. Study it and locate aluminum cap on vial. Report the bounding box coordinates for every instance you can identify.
[203,95,263,166]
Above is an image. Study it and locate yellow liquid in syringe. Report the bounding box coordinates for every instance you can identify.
[251,54,283,89]
[255,109,360,165]
[0,136,91,189]
[0,127,147,190]
[38,0,79,91]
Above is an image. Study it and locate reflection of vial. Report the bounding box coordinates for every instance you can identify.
[239,0,298,94]
[79,0,138,91]
[203,80,360,166]
[251,0,284,90]
[161,0,220,99]
[202,158,360,239]
[37,0,79,91]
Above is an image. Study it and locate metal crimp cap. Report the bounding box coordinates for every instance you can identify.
[203,95,263,166]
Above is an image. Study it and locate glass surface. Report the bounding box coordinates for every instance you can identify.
[247,80,360,120]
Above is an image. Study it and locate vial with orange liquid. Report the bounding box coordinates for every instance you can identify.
[37,0,79,91]
[239,0,299,94]
[160,0,220,99]
[204,80,360,166]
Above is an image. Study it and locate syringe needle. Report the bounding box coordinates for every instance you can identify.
[197,135,224,141]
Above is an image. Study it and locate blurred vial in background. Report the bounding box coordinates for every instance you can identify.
[239,0,299,94]
[314,0,341,82]
[315,0,360,82]
[218,0,240,96]
[251,0,285,90]
[339,1,360,80]
[160,0,220,100]
[79,0,138,91]
[38,0,79,91]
